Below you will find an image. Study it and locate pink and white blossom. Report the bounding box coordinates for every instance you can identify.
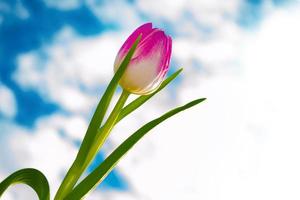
[114,23,172,95]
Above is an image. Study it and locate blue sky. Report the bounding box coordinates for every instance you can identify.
[0,0,127,192]
[1,0,300,199]
[0,0,290,125]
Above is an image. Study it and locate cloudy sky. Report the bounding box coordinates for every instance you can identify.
[1,0,300,199]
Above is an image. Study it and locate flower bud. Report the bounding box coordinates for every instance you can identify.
[114,23,172,95]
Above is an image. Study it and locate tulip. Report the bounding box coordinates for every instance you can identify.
[114,23,172,95]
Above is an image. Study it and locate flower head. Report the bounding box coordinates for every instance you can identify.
[114,23,172,95]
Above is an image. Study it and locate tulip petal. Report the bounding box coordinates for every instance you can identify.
[120,53,161,94]
[135,30,165,59]
[117,23,153,60]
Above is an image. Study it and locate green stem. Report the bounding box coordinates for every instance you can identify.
[54,90,130,200]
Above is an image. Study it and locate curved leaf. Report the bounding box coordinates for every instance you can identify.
[65,98,206,199]
[0,168,50,200]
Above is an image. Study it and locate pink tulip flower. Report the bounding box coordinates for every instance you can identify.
[114,23,172,95]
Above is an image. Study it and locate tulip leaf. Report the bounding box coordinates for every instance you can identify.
[65,98,206,199]
[117,68,183,123]
[0,168,50,200]
[77,34,142,159]
[55,35,141,199]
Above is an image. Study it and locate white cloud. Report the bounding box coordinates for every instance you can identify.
[109,73,244,200]
[0,84,17,118]
[0,122,78,198]
[137,0,241,37]
[137,0,186,20]
[35,113,88,141]
[240,6,300,199]
[87,0,142,30]
[14,27,126,113]
[43,0,81,10]
[0,184,38,200]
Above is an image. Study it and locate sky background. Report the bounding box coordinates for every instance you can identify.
[1,0,300,199]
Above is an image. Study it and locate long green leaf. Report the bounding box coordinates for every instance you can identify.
[0,168,50,200]
[77,34,142,162]
[65,98,206,199]
[116,68,183,123]
[54,35,141,200]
